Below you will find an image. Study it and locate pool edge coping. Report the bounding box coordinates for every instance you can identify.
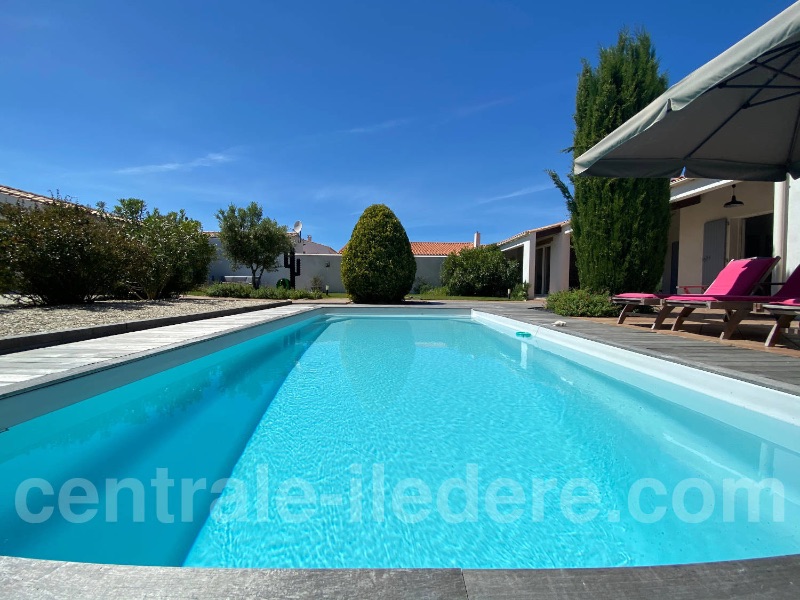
[1,554,798,599]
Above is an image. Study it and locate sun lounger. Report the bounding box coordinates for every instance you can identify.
[612,256,779,327]
[664,264,800,340]
[760,298,800,347]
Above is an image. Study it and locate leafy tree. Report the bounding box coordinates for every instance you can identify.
[341,204,416,303]
[441,245,520,297]
[113,199,214,299]
[215,202,291,290]
[548,28,671,295]
[0,200,135,304]
[113,198,147,222]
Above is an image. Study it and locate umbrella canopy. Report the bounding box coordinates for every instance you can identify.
[575,2,800,181]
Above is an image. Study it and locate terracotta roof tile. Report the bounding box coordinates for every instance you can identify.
[409,241,473,256]
[337,241,473,255]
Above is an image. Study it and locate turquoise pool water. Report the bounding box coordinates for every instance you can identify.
[0,314,798,567]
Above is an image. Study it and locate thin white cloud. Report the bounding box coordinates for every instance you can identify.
[343,118,414,134]
[448,97,516,121]
[115,152,234,175]
[477,183,552,205]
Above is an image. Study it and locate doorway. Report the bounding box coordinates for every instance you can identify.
[534,245,551,295]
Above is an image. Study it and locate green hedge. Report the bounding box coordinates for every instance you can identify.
[206,283,322,300]
[545,289,619,317]
[0,199,214,305]
[0,201,137,304]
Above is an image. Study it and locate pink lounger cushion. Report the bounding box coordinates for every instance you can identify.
[702,257,779,296]
[665,295,775,303]
[613,293,666,300]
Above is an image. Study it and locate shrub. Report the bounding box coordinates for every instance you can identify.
[341,204,416,303]
[419,286,448,297]
[545,289,618,317]
[0,201,137,304]
[510,282,529,300]
[205,283,323,300]
[207,283,253,298]
[441,245,520,297]
[122,207,215,300]
[411,278,434,294]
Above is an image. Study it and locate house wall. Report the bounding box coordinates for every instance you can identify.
[548,230,572,294]
[414,256,447,288]
[785,178,800,279]
[674,181,775,287]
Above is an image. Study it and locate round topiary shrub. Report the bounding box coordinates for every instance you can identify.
[341,204,416,303]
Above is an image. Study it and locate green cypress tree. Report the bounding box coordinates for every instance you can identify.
[549,28,671,295]
[341,204,416,303]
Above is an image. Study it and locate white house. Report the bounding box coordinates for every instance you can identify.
[498,177,800,298]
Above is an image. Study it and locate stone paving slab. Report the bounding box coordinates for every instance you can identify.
[462,554,800,600]
[0,305,315,390]
[0,558,468,600]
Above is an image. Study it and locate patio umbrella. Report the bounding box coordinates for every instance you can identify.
[574,2,800,181]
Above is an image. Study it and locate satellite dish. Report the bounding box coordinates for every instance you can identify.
[293,221,303,235]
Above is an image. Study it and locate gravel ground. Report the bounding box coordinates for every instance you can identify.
[0,297,277,337]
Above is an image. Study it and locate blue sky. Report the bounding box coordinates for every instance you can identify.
[0,0,794,249]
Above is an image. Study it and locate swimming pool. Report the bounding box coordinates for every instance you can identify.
[0,310,798,568]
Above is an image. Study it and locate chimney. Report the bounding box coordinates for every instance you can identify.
[473,231,481,248]
[307,234,312,242]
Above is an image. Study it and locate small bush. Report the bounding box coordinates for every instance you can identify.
[206,283,253,298]
[251,286,322,300]
[441,245,520,297]
[341,204,416,303]
[419,286,449,297]
[309,275,324,292]
[545,289,618,317]
[412,278,434,294]
[510,282,529,300]
[205,283,323,300]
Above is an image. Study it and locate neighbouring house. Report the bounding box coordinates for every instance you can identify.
[497,221,575,297]
[210,232,480,293]
[0,183,98,212]
[498,177,800,298]
[207,232,341,290]
[409,239,475,289]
